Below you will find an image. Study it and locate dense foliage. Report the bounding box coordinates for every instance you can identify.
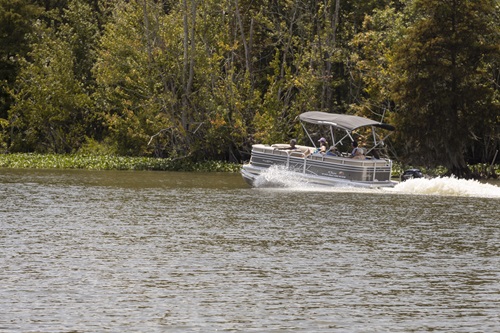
[0,153,241,172]
[1,0,499,177]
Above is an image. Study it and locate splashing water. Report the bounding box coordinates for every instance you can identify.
[252,166,379,193]
[253,165,313,188]
[393,176,500,198]
[254,166,500,198]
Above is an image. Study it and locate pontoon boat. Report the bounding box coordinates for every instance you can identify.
[241,111,398,188]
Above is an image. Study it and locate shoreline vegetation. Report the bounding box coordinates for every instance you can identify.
[0,1,498,179]
[0,153,498,179]
[0,153,241,173]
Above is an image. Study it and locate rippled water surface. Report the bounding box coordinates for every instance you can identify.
[1,168,499,332]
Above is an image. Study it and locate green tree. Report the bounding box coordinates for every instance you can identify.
[391,0,500,177]
[196,0,260,161]
[0,0,41,122]
[348,5,408,157]
[250,0,403,147]
[94,0,181,156]
[251,0,342,144]
[61,0,100,88]
[8,20,91,153]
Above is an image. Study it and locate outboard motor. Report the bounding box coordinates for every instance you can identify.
[401,169,424,182]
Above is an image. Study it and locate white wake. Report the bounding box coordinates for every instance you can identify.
[392,176,500,198]
[253,166,500,198]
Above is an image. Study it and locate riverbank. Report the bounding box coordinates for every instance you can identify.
[0,153,241,172]
[0,153,498,179]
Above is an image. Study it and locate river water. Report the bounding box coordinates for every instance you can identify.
[1,168,499,332]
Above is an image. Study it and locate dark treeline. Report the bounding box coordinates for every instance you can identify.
[0,0,499,177]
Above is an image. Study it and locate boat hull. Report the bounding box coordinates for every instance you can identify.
[241,144,397,188]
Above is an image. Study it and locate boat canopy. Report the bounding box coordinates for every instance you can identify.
[299,111,395,132]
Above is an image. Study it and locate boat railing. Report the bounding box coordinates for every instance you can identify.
[252,144,391,168]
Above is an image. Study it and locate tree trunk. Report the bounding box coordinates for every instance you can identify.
[234,0,251,76]
[321,0,340,110]
[182,0,196,139]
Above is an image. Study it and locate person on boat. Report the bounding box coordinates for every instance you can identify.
[314,137,328,155]
[350,141,365,159]
[369,149,380,159]
[325,146,339,156]
[279,139,299,150]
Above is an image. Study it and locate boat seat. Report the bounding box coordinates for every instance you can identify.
[289,151,306,158]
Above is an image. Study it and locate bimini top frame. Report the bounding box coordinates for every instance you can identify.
[298,111,395,153]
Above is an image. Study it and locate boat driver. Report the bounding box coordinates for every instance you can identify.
[350,141,365,159]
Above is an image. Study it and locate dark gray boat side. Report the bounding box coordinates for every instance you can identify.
[241,144,394,188]
[241,111,397,188]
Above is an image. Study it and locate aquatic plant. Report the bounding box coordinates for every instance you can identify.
[0,153,241,172]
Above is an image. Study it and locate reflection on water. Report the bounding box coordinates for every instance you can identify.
[1,168,499,332]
